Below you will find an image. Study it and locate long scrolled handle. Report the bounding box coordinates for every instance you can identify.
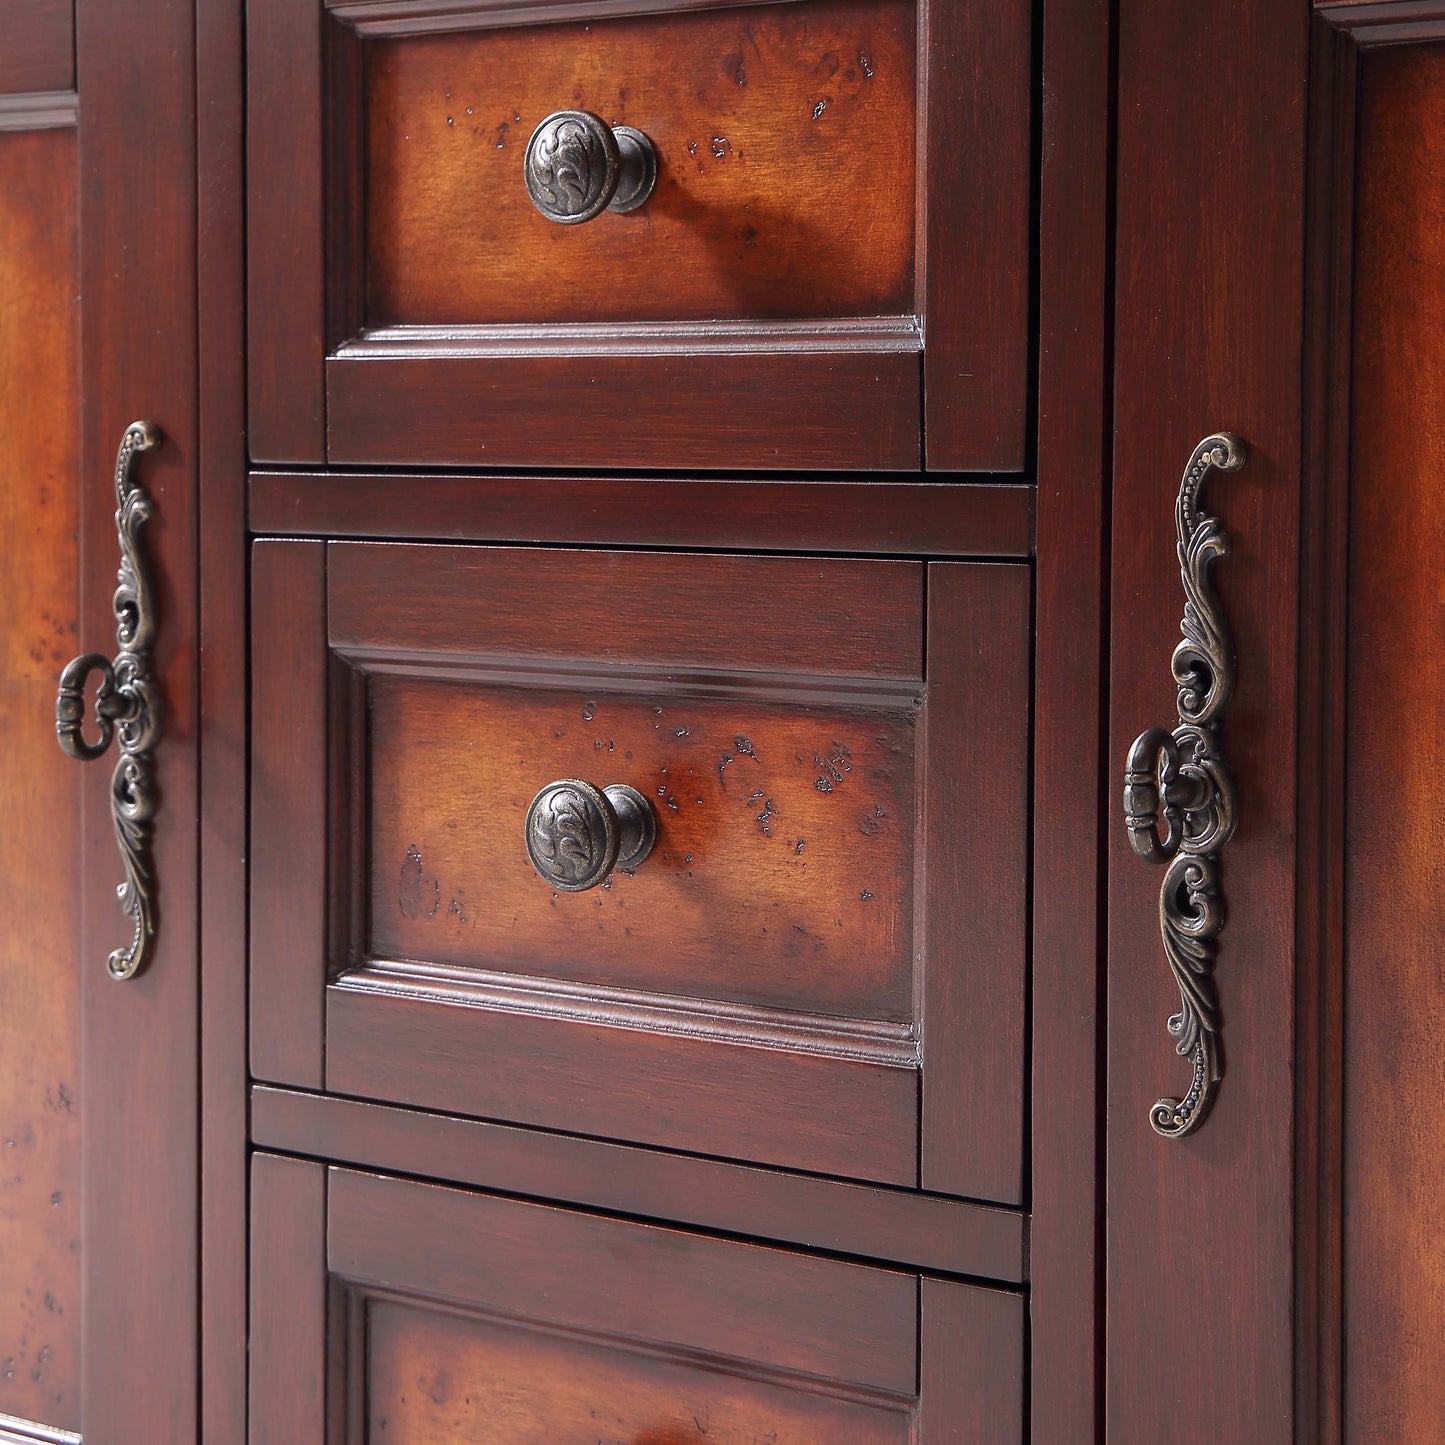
[1124,432,1243,1138]
[55,421,161,981]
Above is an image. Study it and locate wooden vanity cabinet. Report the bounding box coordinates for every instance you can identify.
[13,0,1445,1441]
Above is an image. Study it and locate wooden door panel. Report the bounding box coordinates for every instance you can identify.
[0,120,82,1438]
[0,1,203,1438]
[250,1154,1025,1443]
[1108,0,1307,1438]
[251,541,1030,1202]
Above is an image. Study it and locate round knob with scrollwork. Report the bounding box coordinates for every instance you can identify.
[524,779,657,892]
[523,110,658,224]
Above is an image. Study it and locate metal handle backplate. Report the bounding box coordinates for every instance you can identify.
[55,421,161,981]
[1123,432,1243,1137]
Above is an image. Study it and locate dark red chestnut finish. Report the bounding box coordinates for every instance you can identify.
[7,0,1442,1441]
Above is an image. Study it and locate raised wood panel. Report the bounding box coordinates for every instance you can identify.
[366,1298,914,1444]
[364,0,915,326]
[0,1,73,95]
[1344,43,1445,1441]
[1316,0,1445,42]
[0,126,81,1436]
[368,676,917,1018]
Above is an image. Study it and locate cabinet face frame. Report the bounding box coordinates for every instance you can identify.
[245,0,1033,471]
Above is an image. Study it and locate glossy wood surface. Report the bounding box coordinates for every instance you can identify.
[196,0,251,1435]
[369,676,917,1017]
[1343,44,1445,1440]
[920,563,1030,1205]
[0,126,81,1435]
[251,542,328,1090]
[250,1158,1022,1441]
[330,1168,919,1393]
[1029,0,1111,1430]
[249,472,1035,555]
[367,1298,913,1444]
[1108,0,1307,1438]
[920,0,1031,471]
[365,0,915,325]
[77,0,203,1434]
[327,544,924,677]
[325,346,922,471]
[249,1154,327,1445]
[246,0,326,461]
[250,1086,1028,1281]
[0,1,73,95]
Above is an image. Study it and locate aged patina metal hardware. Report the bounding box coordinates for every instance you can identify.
[55,421,162,981]
[524,110,658,224]
[1123,432,1243,1138]
[525,779,657,892]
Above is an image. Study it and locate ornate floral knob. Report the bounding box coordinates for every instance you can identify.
[523,110,658,224]
[525,779,657,892]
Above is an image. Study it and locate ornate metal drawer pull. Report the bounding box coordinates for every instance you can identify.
[1123,432,1243,1137]
[55,421,161,981]
[524,110,658,224]
[525,779,657,893]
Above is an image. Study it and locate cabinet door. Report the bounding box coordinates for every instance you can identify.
[1108,1,1308,1439]
[0,2,201,1440]
[250,1154,1025,1444]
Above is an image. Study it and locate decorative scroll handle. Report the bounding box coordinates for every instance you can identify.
[55,422,161,981]
[1123,433,1243,1137]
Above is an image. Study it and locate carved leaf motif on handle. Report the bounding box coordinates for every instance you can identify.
[1124,432,1243,1138]
[54,421,162,981]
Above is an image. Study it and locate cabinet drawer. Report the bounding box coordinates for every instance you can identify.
[251,1155,1025,1443]
[251,541,1030,1202]
[247,0,1032,471]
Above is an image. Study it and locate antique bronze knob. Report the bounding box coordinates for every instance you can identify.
[525,779,657,891]
[523,110,658,224]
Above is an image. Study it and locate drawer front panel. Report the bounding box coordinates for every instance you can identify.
[251,541,1030,1200]
[366,0,916,327]
[247,0,1032,470]
[251,1155,1026,1443]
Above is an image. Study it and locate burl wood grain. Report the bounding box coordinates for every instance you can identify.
[363,0,915,325]
[369,677,917,1019]
[1344,44,1445,1443]
[0,128,81,1433]
[366,1300,912,1445]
